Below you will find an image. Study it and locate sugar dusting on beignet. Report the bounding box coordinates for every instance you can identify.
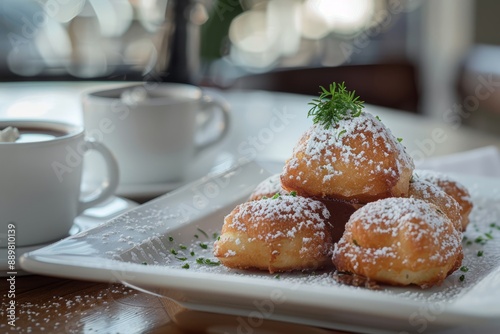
[332,197,463,288]
[214,196,333,273]
[414,170,473,231]
[281,112,414,203]
[408,178,462,232]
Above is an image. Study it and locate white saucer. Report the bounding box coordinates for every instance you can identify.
[0,196,138,276]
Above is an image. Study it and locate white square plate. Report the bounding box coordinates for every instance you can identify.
[21,161,500,333]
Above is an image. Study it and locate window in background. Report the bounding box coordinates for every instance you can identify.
[0,0,421,85]
[201,0,423,88]
[0,0,207,83]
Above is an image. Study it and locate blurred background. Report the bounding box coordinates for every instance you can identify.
[0,0,499,135]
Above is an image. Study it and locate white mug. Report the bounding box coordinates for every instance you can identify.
[82,83,231,186]
[0,120,119,247]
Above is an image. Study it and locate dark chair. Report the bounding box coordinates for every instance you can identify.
[228,62,420,113]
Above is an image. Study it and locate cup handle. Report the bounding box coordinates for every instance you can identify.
[195,94,231,154]
[78,138,120,213]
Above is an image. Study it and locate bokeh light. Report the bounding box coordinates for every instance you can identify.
[227,0,375,69]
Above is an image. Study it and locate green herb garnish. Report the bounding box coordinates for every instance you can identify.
[170,249,178,255]
[485,232,494,240]
[307,82,364,129]
[338,129,347,138]
[194,234,199,239]
[168,236,174,242]
[212,232,219,240]
[475,236,486,245]
[274,274,280,279]
[460,266,469,272]
[190,251,195,256]
[196,257,220,266]
[204,259,220,266]
[199,243,208,249]
[176,257,187,261]
[142,262,147,265]
[459,275,465,282]
[375,115,382,121]
[182,263,190,269]
[179,245,187,250]
[478,250,484,257]
[197,228,209,239]
[272,193,281,199]
[397,137,403,143]
[289,191,297,197]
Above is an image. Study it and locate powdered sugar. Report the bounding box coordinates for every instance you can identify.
[415,169,472,203]
[352,197,449,233]
[0,285,141,334]
[409,178,461,215]
[410,179,435,199]
[286,112,413,183]
[225,250,236,257]
[333,197,462,267]
[229,196,330,242]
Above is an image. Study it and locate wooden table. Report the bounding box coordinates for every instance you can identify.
[1,275,350,333]
[1,82,500,333]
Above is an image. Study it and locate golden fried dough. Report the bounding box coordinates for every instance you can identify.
[248,174,286,201]
[408,178,462,232]
[281,112,414,203]
[214,196,333,273]
[414,170,473,231]
[332,197,463,288]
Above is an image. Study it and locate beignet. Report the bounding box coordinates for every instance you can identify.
[332,197,463,288]
[281,112,414,203]
[408,178,462,232]
[414,170,473,231]
[214,196,333,273]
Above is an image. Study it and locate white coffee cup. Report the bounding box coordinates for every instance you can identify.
[0,120,119,247]
[82,83,230,187]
